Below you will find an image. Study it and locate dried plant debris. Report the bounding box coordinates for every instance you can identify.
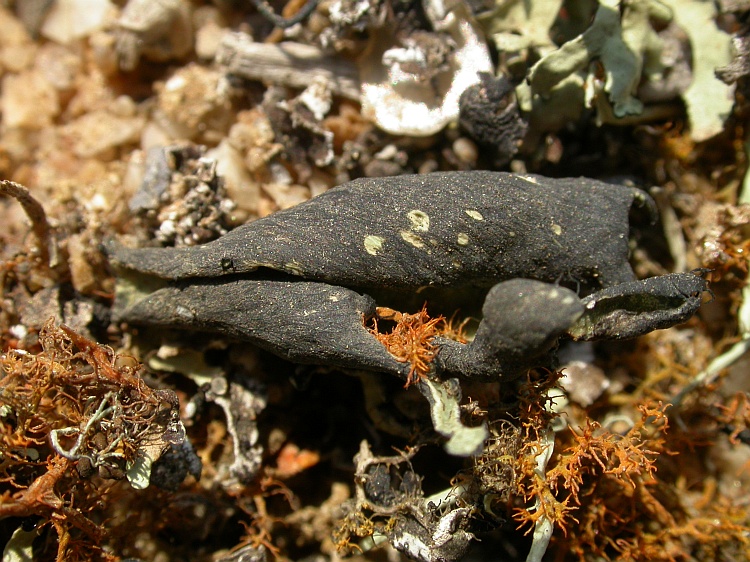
[263,81,335,177]
[0,322,198,559]
[216,32,361,102]
[717,24,750,96]
[693,202,750,283]
[0,180,109,344]
[335,440,476,562]
[17,284,109,340]
[128,144,237,247]
[201,374,267,485]
[145,347,266,484]
[0,180,56,268]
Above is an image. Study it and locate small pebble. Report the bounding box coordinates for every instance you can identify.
[453,137,478,166]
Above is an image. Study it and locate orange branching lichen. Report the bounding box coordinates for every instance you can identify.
[715,230,750,276]
[234,475,298,558]
[716,391,750,445]
[0,321,179,561]
[555,402,666,491]
[502,373,574,531]
[509,388,750,561]
[513,396,672,544]
[369,305,446,387]
[439,311,471,344]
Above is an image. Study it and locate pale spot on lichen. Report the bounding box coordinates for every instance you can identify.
[285,261,304,276]
[551,223,562,236]
[407,210,430,231]
[521,175,539,184]
[508,231,516,237]
[364,235,385,255]
[400,230,425,248]
[175,305,194,321]
[457,232,469,245]
[465,210,483,221]
[452,259,462,268]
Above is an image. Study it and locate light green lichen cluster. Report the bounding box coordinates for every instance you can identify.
[420,378,488,457]
[480,0,734,141]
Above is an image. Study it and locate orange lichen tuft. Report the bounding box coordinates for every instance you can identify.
[509,392,750,560]
[513,396,671,541]
[369,304,445,387]
[439,311,471,344]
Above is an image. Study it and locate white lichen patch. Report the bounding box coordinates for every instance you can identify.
[358,5,493,136]
[521,175,539,184]
[457,232,469,246]
[551,223,562,235]
[407,209,430,231]
[465,209,483,221]
[400,230,425,249]
[391,533,431,562]
[364,235,385,255]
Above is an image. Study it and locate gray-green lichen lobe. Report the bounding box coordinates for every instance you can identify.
[121,276,409,376]
[568,272,709,340]
[111,171,647,292]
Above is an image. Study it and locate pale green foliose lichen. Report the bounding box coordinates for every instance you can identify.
[477,0,565,55]
[420,378,488,457]
[486,0,734,141]
[660,0,735,141]
[523,0,670,118]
